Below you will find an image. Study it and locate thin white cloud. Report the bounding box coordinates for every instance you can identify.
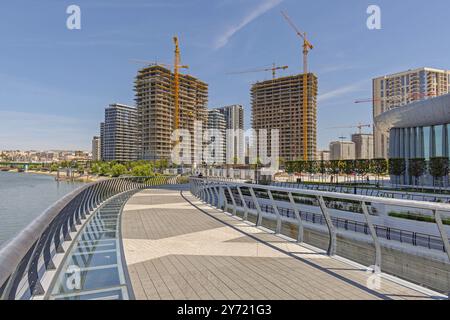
[214,0,283,50]
[318,81,367,103]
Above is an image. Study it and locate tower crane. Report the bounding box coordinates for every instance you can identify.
[130,36,189,133]
[173,36,189,132]
[281,10,314,161]
[281,11,314,74]
[354,91,437,104]
[227,63,289,79]
[329,123,371,134]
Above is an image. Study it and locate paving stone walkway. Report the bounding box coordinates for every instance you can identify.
[121,186,440,300]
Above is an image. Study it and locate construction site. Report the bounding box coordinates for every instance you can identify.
[134,47,208,162]
[251,73,318,162]
[127,10,321,166]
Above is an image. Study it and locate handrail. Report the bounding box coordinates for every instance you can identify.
[0,175,179,300]
[207,179,450,212]
[272,182,450,203]
[242,200,446,252]
[189,177,450,273]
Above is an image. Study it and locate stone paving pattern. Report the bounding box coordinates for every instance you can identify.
[121,186,437,300]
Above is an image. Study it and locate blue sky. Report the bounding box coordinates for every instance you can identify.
[0,0,449,151]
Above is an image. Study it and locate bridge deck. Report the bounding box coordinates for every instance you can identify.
[121,186,439,300]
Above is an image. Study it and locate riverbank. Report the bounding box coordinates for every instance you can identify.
[2,169,105,183]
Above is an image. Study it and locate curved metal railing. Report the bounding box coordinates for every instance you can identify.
[271,181,450,203]
[190,177,450,273]
[0,175,179,300]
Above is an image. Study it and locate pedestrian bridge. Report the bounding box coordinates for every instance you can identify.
[0,177,448,300]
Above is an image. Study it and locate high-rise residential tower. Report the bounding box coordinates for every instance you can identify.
[215,105,244,164]
[251,74,318,162]
[102,104,139,162]
[135,65,208,163]
[100,122,105,160]
[91,136,101,161]
[373,67,450,158]
[206,109,226,164]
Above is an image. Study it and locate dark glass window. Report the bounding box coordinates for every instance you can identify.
[423,126,431,160]
[409,128,416,158]
[434,125,443,157]
[447,124,450,158]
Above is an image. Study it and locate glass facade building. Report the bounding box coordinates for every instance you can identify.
[103,104,139,162]
[389,125,450,160]
[375,93,450,186]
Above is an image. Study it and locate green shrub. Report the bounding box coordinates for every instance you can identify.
[389,211,450,225]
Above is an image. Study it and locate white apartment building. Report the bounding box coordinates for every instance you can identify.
[91,136,101,161]
[351,133,374,160]
[316,150,330,161]
[215,105,245,164]
[373,67,450,159]
[329,141,355,161]
[206,109,226,164]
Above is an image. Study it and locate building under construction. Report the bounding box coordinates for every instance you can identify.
[135,65,208,162]
[251,73,318,162]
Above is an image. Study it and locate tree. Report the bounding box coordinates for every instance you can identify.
[408,158,426,186]
[354,159,371,183]
[99,163,111,176]
[329,160,341,183]
[50,163,59,172]
[429,157,449,187]
[111,164,127,177]
[131,164,155,177]
[90,162,100,175]
[370,158,388,184]
[286,161,296,174]
[155,159,169,173]
[342,160,355,183]
[305,161,320,180]
[295,160,307,175]
[318,160,325,181]
[389,158,406,186]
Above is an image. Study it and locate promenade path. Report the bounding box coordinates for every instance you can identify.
[121,185,440,300]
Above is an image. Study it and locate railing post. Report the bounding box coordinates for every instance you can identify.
[249,187,263,227]
[195,179,200,197]
[288,192,304,243]
[237,186,249,221]
[267,190,282,234]
[434,210,450,262]
[205,182,212,204]
[226,186,237,216]
[361,201,382,272]
[215,186,221,207]
[221,185,229,212]
[200,182,207,202]
[209,185,218,206]
[189,178,193,194]
[317,195,337,256]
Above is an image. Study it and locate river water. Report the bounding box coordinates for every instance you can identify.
[0,171,84,248]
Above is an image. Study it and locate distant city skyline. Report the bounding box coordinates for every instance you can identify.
[1,0,450,150]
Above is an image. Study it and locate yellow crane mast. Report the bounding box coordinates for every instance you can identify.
[173,36,181,131]
[131,37,188,146]
[281,11,314,161]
